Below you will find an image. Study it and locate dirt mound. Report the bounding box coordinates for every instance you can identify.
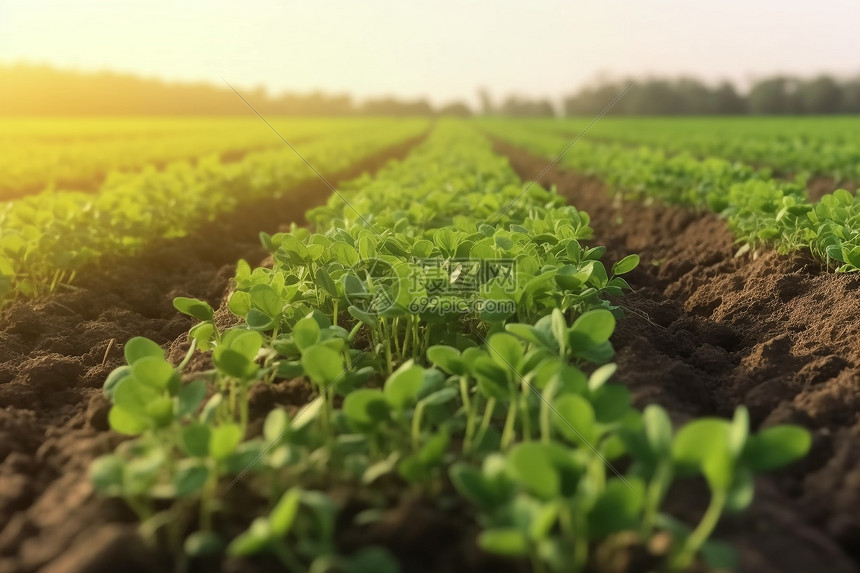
[496,139,860,573]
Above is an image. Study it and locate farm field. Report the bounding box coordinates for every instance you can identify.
[0,118,428,304]
[1,116,859,573]
[0,117,402,200]
[496,116,860,183]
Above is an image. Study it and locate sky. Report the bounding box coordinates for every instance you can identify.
[1,0,859,107]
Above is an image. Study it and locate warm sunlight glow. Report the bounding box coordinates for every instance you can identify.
[2,0,859,106]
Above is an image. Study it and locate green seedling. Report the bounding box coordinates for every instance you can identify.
[669,406,811,570]
[88,121,820,573]
[229,487,386,572]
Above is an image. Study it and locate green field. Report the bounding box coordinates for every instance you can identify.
[3,116,859,573]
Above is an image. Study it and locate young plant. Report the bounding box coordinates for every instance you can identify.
[669,406,811,570]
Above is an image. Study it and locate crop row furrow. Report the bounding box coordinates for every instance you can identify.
[90,121,810,573]
[482,121,860,273]
[0,119,428,307]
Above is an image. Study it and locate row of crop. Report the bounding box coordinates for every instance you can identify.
[0,119,428,307]
[0,117,393,199]
[482,121,860,272]
[91,120,810,573]
[502,117,860,181]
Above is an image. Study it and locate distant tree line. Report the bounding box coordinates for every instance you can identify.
[554,75,860,116]
[5,64,860,117]
[0,64,473,117]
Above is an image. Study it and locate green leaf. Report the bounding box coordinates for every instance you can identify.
[259,232,276,252]
[173,461,209,496]
[176,379,208,418]
[420,386,459,407]
[417,428,450,465]
[228,290,251,317]
[250,283,282,317]
[200,394,223,424]
[526,500,560,542]
[611,254,640,275]
[180,423,211,457]
[556,364,588,395]
[568,309,616,349]
[449,463,497,510]
[505,322,557,351]
[551,394,596,446]
[173,297,215,322]
[343,389,390,429]
[643,405,673,456]
[331,242,359,266]
[222,330,264,360]
[246,308,277,330]
[90,454,125,495]
[301,345,345,385]
[844,246,860,268]
[729,406,750,457]
[224,441,266,474]
[315,267,338,298]
[358,236,377,259]
[293,316,321,351]
[113,377,161,417]
[184,531,223,557]
[189,322,216,350]
[131,357,176,390]
[279,235,310,261]
[551,309,568,354]
[587,363,617,391]
[426,345,465,375]
[471,356,513,401]
[263,408,290,443]
[412,239,435,258]
[478,528,529,557]
[384,362,425,410]
[486,333,524,372]
[590,384,631,424]
[214,348,258,379]
[506,443,561,500]
[209,424,243,461]
[103,365,131,400]
[145,396,175,426]
[275,356,303,378]
[587,478,644,539]
[342,273,367,297]
[555,264,592,290]
[290,399,324,431]
[725,467,755,512]
[398,456,427,483]
[123,337,163,365]
[742,425,811,471]
[269,488,302,537]
[673,418,733,490]
[227,517,272,556]
[347,305,378,328]
[107,405,149,435]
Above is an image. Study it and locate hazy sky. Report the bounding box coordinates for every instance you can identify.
[2,0,859,106]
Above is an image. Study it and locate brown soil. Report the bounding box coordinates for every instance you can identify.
[494,138,860,573]
[806,176,859,201]
[0,132,426,573]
